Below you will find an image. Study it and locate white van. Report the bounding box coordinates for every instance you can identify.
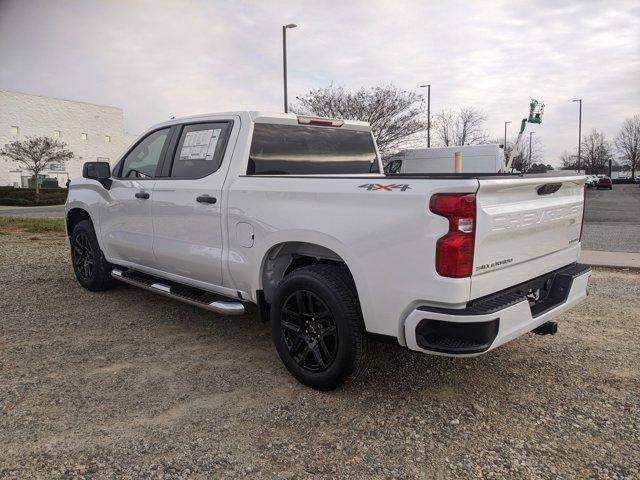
[386,144,505,174]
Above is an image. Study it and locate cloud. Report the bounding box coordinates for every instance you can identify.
[1,0,638,164]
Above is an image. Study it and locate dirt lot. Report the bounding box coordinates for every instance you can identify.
[1,232,639,480]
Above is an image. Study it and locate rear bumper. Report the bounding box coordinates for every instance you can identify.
[404,263,591,356]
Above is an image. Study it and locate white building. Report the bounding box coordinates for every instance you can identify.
[0,90,138,187]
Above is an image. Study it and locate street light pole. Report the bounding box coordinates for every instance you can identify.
[420,84,431,147]
[572,99,582,172]
[529,131,535,167]
[504,120,512,152]
[282,24,297,113]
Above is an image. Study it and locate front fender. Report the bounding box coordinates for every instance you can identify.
[65,181,109,250]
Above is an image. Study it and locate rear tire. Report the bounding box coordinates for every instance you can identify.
[70,220,116,292]
[270,264,373,391]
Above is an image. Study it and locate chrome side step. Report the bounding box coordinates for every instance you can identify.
[111,268,245,315]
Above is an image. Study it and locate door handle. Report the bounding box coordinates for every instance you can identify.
[196,194,217,204]
[135,191,150,199]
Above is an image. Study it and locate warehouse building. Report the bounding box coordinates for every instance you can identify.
[0,90,138,187]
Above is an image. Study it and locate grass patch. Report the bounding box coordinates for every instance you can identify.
[0,217,66,234]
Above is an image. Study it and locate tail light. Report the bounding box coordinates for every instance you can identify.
[430,193,476,278]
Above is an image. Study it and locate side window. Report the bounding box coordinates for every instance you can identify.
[170,122,231,178]
[385,159,402,174]
[120,128,170,179]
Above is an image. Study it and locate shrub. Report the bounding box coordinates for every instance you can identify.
[0,187,67,205]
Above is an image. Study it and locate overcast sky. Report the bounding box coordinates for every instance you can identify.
[1,0,639,164]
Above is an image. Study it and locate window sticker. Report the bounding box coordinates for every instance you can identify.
[179,128,221,161]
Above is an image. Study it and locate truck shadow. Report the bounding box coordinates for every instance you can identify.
[106,283,557,401]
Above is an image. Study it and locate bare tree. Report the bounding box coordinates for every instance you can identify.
[581,129,612,175]
[560,151,579,170]
[0,136,74,200]
[528,163,553,173]
[434,109,455,147]
[293,84,428,155]
[511,136,543,172]
[615,115,640,179]
[492,136,542,172]
[434,107,488,146]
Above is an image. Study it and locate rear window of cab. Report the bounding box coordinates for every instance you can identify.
[247,123,379,175]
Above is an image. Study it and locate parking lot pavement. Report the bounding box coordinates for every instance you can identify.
[582,184,640,253]
[0,204,65,218]
[1,231,639,479]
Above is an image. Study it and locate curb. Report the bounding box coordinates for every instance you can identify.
[579,250,640,271]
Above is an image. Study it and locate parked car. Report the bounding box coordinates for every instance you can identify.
[634,175,639,184]
[585,175,599,187]
[597,176,613,190]
[65,112,591,390]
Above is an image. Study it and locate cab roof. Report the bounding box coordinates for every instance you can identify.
[150,111,371,132]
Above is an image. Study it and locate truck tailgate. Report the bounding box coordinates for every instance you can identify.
[471,175,585,299]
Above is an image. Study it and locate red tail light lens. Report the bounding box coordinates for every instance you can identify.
[297,116,344,127]
[430,193,476,278]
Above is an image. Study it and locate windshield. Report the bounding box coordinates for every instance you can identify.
[248,123,379,175]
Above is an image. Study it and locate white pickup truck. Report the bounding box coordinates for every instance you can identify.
[66,112,590,390]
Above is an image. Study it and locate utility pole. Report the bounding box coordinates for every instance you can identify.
[420,84,431,147]
[529,131,535,168]
[282,24,297,113]
[504,120,512,157]
[572,99,582,172]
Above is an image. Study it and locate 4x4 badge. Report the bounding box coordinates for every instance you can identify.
[358,183,411,191]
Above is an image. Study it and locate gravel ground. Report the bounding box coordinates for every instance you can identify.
[1,232,639,479]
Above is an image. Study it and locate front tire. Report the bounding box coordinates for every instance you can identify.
[270,264,373,391]
[70,220,115,291]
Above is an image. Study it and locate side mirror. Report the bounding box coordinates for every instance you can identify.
[82,162,112,189]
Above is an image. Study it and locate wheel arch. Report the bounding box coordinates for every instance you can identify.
[66,207,93,238]
[258,240,361,308]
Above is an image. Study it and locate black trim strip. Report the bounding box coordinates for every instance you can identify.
[367,332,400,345]
[415,318,500,354]
[238,174,504,180]
[238,172,584,180]
[419,262,591,317]
[158,125,181,177]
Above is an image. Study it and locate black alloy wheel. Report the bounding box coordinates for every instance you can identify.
[270,264,373,390]
[72,232,95,281]
[70,219,116,291]
[280,290,339,372]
